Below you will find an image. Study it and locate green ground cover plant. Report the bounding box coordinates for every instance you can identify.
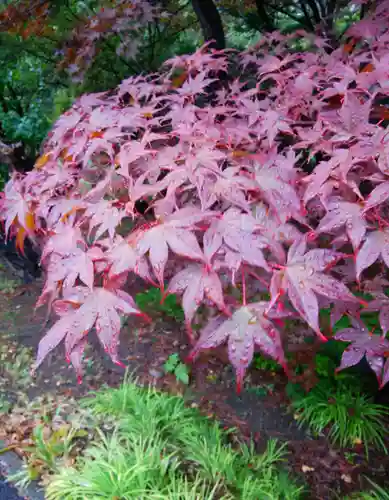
[135,287,185,322]
[164,353,190,385]
[291,380,388,455]
[348,479,389,499]
[44,378,304,499]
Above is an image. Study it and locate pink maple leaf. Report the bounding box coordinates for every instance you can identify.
[34,286,145,376]
[338,92,373,137]
[258,110,293,147]
[84,200,124,242]
[188,302,288,393]
[49,109,83,145]
[363,293,389,336]
[135,207,214,288]
[48,248,95,290]
[254,203,301,244]
[82,138,115,168]
[330,301,361,330]
[42,198,87,229]
[199,167,258,212]
[302,150,355,205]
[258,54,296,75]
[105,234,152,282]
[167,263,227,338]
[335,317,389,383]
[116,140,157,179]
[315,198,366,250]
[203,207,284,273]
[1,176,33,236]
[254,156,302,223]
[178,73,216,97]
[41,224,86,264]
[356,228,389,279]
[270,237,357,340]
[363,181,389,212]
[382,358,389,388]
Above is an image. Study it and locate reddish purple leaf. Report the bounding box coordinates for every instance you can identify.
[35,287,142,373]
[356,229,389,279]
[364,182,389,212]
[271,237,356,339]
[135,208,212,287]
[189,302,287,393]
[167,264,226,329]
[364,294,389,335]
[316,199,366,250]
[335,319,389,383]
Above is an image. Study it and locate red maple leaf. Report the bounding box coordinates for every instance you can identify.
[34,286,147,379]
[188,302,288,393]
[270,237,357,340]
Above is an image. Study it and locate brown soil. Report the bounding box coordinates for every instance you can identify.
[0,264,388,500]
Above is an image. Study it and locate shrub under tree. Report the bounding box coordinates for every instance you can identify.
[2,1,389,392]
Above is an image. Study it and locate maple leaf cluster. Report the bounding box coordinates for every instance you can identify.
[2,2,389,392]
[58,0,159,81]
[0,0,158,81]
[0,1,51,39]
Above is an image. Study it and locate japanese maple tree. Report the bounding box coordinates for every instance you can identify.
[2,1,389,392]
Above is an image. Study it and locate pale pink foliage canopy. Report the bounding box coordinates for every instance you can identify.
[2,2,389,390]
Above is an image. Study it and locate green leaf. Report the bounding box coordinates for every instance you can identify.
[286,382,305,401]
[332,314,352,332]
[135,288,184,321]
[174,363,189,385]
[315,354,336,378]
[164,354,179,373]
[318,339,347,362]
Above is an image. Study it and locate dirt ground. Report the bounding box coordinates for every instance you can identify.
[0,261,388,500]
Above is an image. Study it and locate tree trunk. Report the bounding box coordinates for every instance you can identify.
[255,0,274,31]
[191,0,225,49]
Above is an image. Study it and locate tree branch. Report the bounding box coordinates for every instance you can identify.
[191,0,225,49]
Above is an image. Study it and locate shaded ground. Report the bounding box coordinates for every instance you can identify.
[0,262,388,499]
[0,479,23,500]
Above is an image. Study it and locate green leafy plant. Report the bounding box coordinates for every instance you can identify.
[0,164,8,191]
[253,353,281,372]
[164,353,190,385]
[286,381,307,402]
[314,353,337,378]
[7,395,97,489]
[34,425,77,469]
[247,383,275,397]
[135,287,184,322]
[349,479,389,499]
[10,423,89,488]
[0,343,33,389]
[0,275,21,294]
[291,380,388,455]
[45,379,304,499]
[344,451,358,465]
[0,395,11,414]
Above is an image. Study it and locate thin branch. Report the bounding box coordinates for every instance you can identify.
[264,2,310,27]
[297,0,316,30]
